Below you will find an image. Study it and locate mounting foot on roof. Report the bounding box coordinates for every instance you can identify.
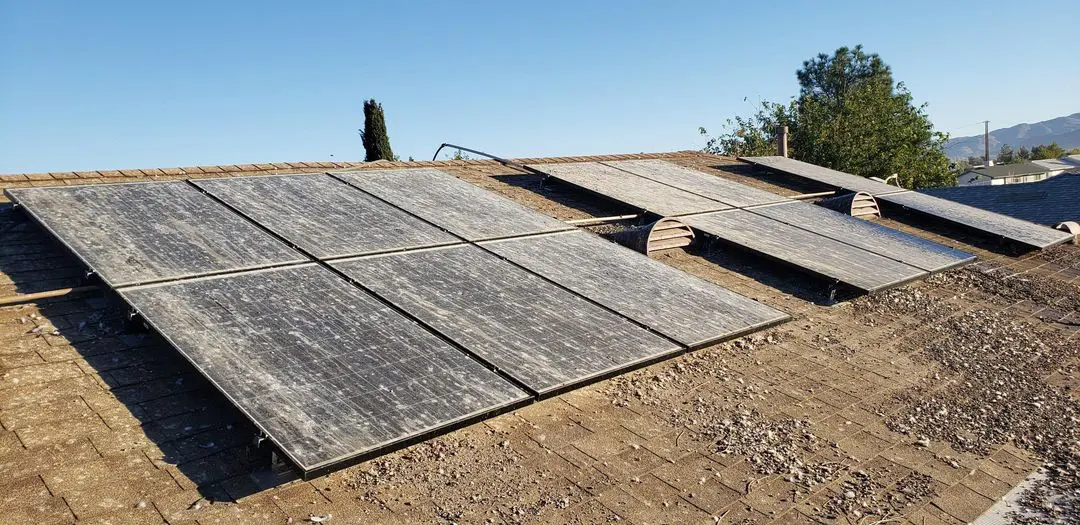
[612,218,695,256]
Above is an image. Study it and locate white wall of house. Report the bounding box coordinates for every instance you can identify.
[957,171,992,186]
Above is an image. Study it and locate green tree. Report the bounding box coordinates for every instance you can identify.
[702,45,953,189]
[1017,146,1031,161]
[699,100,796,158]
[360,99,395,161]
[995,144,1015,165]
[1030,142,1066,160]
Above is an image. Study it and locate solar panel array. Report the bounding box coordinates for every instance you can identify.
[530,159,975,293]
[5,169,789,477]
[740,156,1073,250]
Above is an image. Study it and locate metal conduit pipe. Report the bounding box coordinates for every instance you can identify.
[431,143,549,177]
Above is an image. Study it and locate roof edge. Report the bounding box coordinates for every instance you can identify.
[0,150,712,183]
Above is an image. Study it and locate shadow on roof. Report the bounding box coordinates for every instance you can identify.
[1,210,294,502]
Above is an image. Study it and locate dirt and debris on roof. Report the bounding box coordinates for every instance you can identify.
[1,151,1078,524]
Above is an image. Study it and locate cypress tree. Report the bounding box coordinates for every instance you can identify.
[361,99,395,161]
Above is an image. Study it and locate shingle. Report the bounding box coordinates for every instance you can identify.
[922,174,1080,226]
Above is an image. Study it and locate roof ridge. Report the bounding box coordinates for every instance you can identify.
[0,151,706,182]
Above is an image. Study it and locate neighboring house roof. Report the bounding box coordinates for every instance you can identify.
[962,161,1051,179]
[1032,155,1080,172]
[922,172,1080,225]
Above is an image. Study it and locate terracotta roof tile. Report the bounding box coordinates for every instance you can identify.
[140,168,165,177]
[24,173,54,181]
[0,174,29,183]
[98,170,123,178]
[119,169,143,177]
[159,168,184,176]
[29,179,67,187]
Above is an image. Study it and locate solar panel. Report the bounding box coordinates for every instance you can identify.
[480,231,790,347]
[749,201,976,273]
[335,169,572,241]
[603,159,792,208]
[120,264,529,476]
[740,156,908,196]
[332,245,681,395]
[192,174,460,259]
[531,162,731,216]
[5,182,306,287]
[683,210,928,293]
[876,191,1074,250]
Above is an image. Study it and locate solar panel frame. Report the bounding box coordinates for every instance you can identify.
[739,156,909,196]
[875,191,1074,250]
[332,244,684,396]
[119,263,531,477]
[740,156,1072,251]
[191,174,462,259]
[683,210,929,293]
[4,181,307,288]
[602,159,793,208]
[480,230,791,347]
[747,201,976,273]
[334,168,574,241]
[530,162,732,216]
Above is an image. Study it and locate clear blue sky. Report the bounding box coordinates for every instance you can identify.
[2,1,1077,173]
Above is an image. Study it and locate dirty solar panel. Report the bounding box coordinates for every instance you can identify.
[5,182,305,287]
[749,201,976,273]
[481,231,790,347]
[531,162,731,216]
[875,191,1074,250]
[603,159,792,208]
[119,264,529,475]
[740,156,909,196]
[332,245,681,395]
[193,174,461,259]
[683,210,927,293]
[335,169,572,241]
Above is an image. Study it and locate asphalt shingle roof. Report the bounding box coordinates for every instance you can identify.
[922,173,1080,226]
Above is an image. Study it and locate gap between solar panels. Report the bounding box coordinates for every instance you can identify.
[530,159,976,296]
[3,168,789,478]
[739,156,1074,251]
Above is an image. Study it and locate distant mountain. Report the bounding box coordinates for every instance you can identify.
[945,112,1080,159]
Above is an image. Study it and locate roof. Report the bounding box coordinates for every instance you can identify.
[963,161,1051,179]
[1,150,1078,524]
[1032,154,1080,172]
[922,172,1080,225]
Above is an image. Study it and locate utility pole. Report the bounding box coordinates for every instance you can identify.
[983,120,990,166]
